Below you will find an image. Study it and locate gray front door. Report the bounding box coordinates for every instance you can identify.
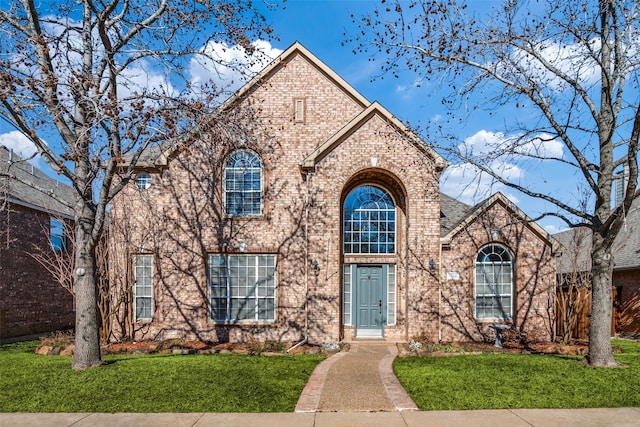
[356,266,385,337]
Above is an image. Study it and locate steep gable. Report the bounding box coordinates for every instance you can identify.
[441,192,557,251]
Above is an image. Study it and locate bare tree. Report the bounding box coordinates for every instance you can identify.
[0,0,278,369]
[350,0,639,366]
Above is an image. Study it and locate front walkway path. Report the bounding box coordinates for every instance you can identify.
[295,342,418,412]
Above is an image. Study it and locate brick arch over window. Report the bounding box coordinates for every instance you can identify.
[340,169,407,255]
[340,168,407,213]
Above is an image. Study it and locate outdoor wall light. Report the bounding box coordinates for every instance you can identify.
[312,259,320,273]
[429,258,436,274]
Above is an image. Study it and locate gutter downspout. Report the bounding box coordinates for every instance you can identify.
[288,171,310,353]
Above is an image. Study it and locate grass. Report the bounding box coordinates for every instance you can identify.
[394,338,640,410]
[0,341,323,413]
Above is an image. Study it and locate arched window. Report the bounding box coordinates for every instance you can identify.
[343,186,395,254]
[224,150,262,217]
[475,244,513,320]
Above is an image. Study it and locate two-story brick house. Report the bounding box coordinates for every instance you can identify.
[0,145,75,340]
[109,42,556,345]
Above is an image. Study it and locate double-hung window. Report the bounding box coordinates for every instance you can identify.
[133,255,154,322]
[475,244,513,320]
[224,150,262,217]
[50,218,65,251]
[209,254,276,322]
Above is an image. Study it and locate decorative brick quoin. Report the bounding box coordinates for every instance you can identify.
[109,42,557,345]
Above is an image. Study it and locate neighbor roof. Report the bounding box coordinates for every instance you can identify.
[555,197,640,272]
[0,145,74,218]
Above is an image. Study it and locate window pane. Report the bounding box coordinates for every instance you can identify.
[210,254,276,322]
[475,245,513,320]
[343,186,395,254]
[224,150,262,217]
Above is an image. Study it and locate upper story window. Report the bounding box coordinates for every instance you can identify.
[343,185,395,254]
[50,218,65,251]
[224,150,262,217]
[135,173,152,190]
[475,244,513,320]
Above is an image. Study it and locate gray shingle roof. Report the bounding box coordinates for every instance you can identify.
[554,198,640,272]
[1,145,75,218]
[439,192,473,237]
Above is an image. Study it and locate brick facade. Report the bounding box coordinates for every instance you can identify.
[0,203,75,340]
[109,43,556,344]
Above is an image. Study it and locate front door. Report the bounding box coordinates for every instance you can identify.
[356,266,385,338]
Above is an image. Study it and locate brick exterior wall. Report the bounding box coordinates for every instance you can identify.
[0,203,75,339]
[613,269,640,334]
[108,46,556,345]
[440,202,556,342]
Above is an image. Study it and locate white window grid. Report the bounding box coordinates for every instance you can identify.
[133,255,153,322]
[474,245,513,320]
[224,150,262,217]
[209,255,276,322]
[343,186,396,254]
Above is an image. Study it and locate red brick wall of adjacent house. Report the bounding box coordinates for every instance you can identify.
[613,269,640,334]
[0,203,75,340]
[440,202,556,343]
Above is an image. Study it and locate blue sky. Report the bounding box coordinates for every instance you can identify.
[1,0,588,234]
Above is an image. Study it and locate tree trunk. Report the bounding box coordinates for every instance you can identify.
[71,203,102,370]
[587,237,618,367]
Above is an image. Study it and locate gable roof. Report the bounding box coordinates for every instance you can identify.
[128,42,447,171]
[300,101,448,172]
[440,192,557,251]
[554,197,640,272]
[1,145,74,218]
[439,192,473,237]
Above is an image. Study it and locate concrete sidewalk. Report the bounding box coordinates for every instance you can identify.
[2,408,639,426]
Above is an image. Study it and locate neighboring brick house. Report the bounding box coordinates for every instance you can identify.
[109,42,557,345]
[555,197,640,335]
[0,145,75,340]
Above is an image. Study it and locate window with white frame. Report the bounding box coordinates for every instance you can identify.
[475,244,513,320]
[50,218,65,251]
[209,254,276,322]
[343,186,395,254]
[224,150,262,217]
[133,255,153,321]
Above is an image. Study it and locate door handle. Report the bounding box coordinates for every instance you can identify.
[379,299,382,314]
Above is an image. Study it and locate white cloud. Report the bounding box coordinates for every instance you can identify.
[442,129,563,204]
[0,131,38,160]
[189,39,282,94]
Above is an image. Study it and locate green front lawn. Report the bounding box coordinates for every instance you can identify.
[0,341,323,413]
[394,338,640,410]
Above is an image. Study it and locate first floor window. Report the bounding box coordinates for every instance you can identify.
[209,254,276,322]
[50,218,65,251]
[133,255,153,321]
[475,244,513,320]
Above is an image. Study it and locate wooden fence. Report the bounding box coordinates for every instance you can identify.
[556,287,619,341]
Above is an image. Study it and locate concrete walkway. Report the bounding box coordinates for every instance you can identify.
[1,342,638,426]
[295,342,417,412]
